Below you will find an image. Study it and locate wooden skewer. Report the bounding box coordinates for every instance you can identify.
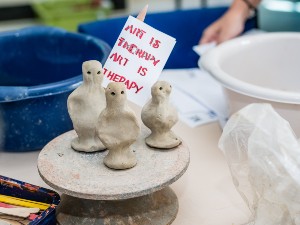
[136,4,148,22]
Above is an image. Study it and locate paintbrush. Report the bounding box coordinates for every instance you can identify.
[0,207,39,218]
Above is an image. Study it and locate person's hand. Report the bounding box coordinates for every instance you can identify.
[199,4,250,44]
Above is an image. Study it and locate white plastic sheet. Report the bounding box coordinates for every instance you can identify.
[219,103,300,225]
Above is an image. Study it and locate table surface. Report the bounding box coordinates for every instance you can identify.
[0,103,251,225]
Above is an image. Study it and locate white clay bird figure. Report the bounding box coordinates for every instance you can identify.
[67,60,106,152]
[97,82,140,169]
[141,80,181,149]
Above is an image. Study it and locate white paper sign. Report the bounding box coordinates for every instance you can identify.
[103,15,176,105]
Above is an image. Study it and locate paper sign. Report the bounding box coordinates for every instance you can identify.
[103,15,176,105]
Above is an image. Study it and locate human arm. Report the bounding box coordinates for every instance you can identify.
[199,0,261,44]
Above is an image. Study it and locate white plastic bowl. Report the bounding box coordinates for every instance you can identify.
[200,33,300,136]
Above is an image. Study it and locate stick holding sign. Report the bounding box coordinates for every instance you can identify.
[103,6,176,106]
[136,4,148,22]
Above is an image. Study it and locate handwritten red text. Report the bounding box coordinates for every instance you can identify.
[118,37,160,66]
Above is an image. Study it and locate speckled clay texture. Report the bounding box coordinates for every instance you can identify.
[38,128,189,200]
[67,60,106,152]
[142,80,182,149]
[97,82,140,170]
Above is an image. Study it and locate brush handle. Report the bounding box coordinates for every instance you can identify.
[0,194,49,210]
[0,207,39,218]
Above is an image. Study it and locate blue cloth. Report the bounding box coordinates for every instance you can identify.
[79,7,257,68]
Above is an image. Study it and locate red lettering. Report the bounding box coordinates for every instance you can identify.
[125,25,136,33]
[142,52,151,60]
[109,52,129,66]
[103,68,108,75]
[119,76,126,82]
[136,49,144,58]
[104,69,143,94]
[149,37,161,48]
[124,80,131,89]
[153,40,161,48]
[125,25,146,39]
[106,71,115,80]
[150,56,160,66]
[110,52,120,62]
[123,41,130,49]
[137,66,148,76]
[118,37,125,46]
[135,84,144,93]
[116,37,161,66]
[123,58,129,66]
[129,81,143,93]
[113,74,121,82]
[136,29,146,39]
[128,44,137,54]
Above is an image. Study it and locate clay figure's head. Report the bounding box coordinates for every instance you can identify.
[82,60,103,84]
[105,82,127,107]
[151,81,172,101]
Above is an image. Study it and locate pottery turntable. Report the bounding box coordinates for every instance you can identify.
[37,58,190,225]
[38,128,189,225]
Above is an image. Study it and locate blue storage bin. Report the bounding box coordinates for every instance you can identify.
[0,26,111,152]
[0,175,60,225]
[78,7,257,69]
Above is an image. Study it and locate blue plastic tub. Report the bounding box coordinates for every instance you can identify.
[0,26,111,151]
[78,7,257,69]
[0,175,60,225]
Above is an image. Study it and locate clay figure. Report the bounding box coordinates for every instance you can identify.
[97,82,140,170]
[67,60,106,152]
[141,80,181,149]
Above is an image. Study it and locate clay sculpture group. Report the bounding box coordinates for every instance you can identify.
[67,60,181,170]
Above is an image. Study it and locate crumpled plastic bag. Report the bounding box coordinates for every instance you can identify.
[219,103,300,225]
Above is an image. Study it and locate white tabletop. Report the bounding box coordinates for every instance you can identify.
[0,103,251,225]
